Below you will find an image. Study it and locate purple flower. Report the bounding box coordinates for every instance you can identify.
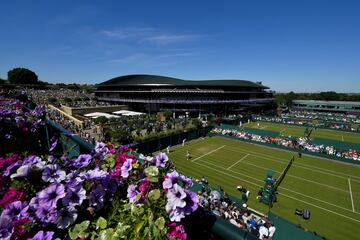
[29,194,40,209]
[183,189,199,214]
[101,176,119,193]
[88,184,105,209]
[166,184,187,210]
[34,207,57,224]
[0,216,12,240]
[65,172,84,187]
[180,175,193,188]
[127,184,138,203]
[37,183,66,208]
[163,170,193,189]
[65,132,76,137]
[61,155,70,163]
[10,164,31,179]
[121,159,133,178]
[4,134,12,139]
[62,185,86,206]
[94,142,109,157]
[42,164,66,183]
[47,155,56,163]
[49,139,58,152]
[82,168,108,180]
[72,154,92,168]
[56,206,78,229]
[155,152,168,168]
[29,230,54,240]
[139,154,154,163]
[3,161,22,177]
[0,201,29,221]
[163,170,180,189]
[165,184,198,222]
[23,155,42,166]
[167,207,185,222]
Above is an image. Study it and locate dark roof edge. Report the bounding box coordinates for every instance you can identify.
[97,74,269,88]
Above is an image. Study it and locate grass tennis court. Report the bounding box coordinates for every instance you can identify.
[169,136,360,240]
[244,121,360,144]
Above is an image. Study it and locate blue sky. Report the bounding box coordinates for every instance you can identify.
[0,0,359,92]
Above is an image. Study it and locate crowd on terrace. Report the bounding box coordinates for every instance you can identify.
[45,107,97,143]
[253,111,360,132]
[211,128,360,161]
[15,88,118,108]
[197,179,276,239]
[283,111,360,124]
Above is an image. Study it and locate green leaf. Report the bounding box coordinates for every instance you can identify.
[135,220,145,233]
[114,222,131,238]
[98,228,114,240]
[154,217,165,230]
[134,193,142,203]
[148,176,159,182]
[69,220,90,239]
[144,166,159,177]
[96,217,107,230]
[148,189,161,201]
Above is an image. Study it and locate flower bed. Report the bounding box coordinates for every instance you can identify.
[0,97,47,155]
[0,141,198,239]
[0,95,201,239]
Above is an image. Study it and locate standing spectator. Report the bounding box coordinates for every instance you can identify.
[268,223,276,240]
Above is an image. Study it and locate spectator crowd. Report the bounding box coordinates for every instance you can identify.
[253,112,360,132]
[46,107,100,143]
[196,178,276,240]
[211,128,360,161]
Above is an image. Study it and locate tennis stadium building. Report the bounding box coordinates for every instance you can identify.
[95,74,275,115]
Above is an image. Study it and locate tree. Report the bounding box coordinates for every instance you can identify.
[163,111,173,120]
[191,118,203,129]
[48,97,58,104]
[318,91,339,101]
[8,67,38,84]
[111,129,131,144]
[0,78,5,84]
[93,116,108,125]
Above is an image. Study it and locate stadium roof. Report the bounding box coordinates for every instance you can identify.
[98,74,268,89]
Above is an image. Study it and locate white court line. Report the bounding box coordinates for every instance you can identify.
[227,154,250,170]
[191,145,225,162]
[349,178,355,212]
[280,128,286,134]
[199,158,357,214]
[223,144,360,181]
[239,158,349,193]
[191,160,360,223]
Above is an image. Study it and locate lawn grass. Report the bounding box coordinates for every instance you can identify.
[244,121,360,144]
[169,136,360,240]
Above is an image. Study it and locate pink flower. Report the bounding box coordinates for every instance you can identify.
[139,178,151,197]
[108,144,116,154]
[0,187,25,207]
[0,154,20,170]
[168,222,187,240]
[12,218,30,240]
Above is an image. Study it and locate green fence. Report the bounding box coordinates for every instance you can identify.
[268,212,324,240]
[134,127,213,154]
[242,128,280,138]
[46,119,93,157]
